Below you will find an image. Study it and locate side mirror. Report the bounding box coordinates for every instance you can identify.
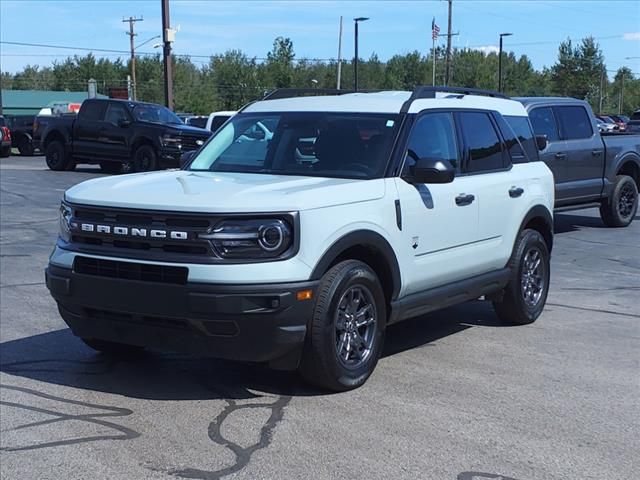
[406,153,455,184]
[180,150,196,168]
[535,134,548,151]
[118,119,131,128]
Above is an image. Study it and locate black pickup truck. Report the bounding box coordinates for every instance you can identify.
[518,97,640,227]
[40,99,212,173]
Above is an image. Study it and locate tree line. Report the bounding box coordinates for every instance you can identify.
[2,36,638,116]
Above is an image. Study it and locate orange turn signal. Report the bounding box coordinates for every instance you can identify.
[296,289,313,301]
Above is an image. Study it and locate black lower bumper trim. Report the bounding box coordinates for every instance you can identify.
[46,265,317,366]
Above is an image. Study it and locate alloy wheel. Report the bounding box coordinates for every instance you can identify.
[334,285,377,368]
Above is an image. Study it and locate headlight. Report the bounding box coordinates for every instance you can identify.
[161,134,182,148]
[200,218,293,259]
[59,203,72,242]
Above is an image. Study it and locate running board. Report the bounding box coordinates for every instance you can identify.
[554,202,601,213]
[388,268,510,324]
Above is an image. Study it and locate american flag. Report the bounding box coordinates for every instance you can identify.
[432,18,440,41]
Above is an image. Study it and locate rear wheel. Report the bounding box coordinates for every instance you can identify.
[132,144,158,172]
[100,161,123,174]
[45,140,71,171]
[493,229,550,325]
[299,260,386,391]
[599,175,638,227]
[18,137,34,156]
[81,338,145,356]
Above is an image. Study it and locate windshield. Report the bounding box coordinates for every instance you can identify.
[187,112,400,179]
[133,104,182,125]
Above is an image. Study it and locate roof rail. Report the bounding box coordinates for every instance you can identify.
[400,86,509,112]
[262,88,358,101]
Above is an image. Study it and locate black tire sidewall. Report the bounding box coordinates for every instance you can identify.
[311,261,386,390]
[18,138,34,156]
[610,176,638,226]
[45,141,67,170]
[133,145,158,172]
[508,230,550,323]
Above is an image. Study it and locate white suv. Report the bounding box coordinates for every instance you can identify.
[46,87,555,391]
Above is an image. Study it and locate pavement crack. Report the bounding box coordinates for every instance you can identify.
[0,383,140,452]
[0,282,44,289]
[547,302,640,318]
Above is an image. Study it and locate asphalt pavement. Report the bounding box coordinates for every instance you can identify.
[1,156,638,480]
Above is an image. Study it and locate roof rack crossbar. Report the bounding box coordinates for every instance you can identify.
[262,88,358,101]
[400,86,509,112]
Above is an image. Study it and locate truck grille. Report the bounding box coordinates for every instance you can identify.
[180,134,209,151]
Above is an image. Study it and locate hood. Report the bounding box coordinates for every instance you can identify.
[141,122,211,137]
[64,170,386,213]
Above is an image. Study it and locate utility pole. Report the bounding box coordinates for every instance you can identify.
[337,16,343,89]
[353,17,369,91]
[598,64,604,114]
[123,16,143,101]
[619,72,624,115]
[445,0,453,86]
[161,0,174,110]
[498,33,513,93]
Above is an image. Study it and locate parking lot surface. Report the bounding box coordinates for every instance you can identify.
[1,156,638,480]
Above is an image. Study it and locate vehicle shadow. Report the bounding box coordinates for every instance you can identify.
[0,301,506,399]
[553,212,607,234]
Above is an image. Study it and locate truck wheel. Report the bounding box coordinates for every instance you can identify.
[45,141,70,171]
[599,175,638,227]
[100,161,123,174]
[299,260,386,391]
[81,338,145,356]
[132,145,158,172]
[18,137,34,156]
[493,229,550,325]
[0,146,10,158]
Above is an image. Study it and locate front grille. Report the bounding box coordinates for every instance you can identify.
[181,134,208,150]
[74,256,188,285]
[69,205,216,259]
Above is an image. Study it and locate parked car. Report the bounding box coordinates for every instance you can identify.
[0,116,12,157]
[596,115,619,133]
[205,110,237,132]
[5,115,36,155]
[39,99,212,173]
[183,115,208,129]
[607,114,629,132]
[518,97,640,227]
[46,86,556,391]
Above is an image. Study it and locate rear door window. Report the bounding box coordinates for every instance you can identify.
[503,115,539,162]
[458,112,506,173]
[554,106,593,140]
[529,107,560,142]
[79,101,106,121]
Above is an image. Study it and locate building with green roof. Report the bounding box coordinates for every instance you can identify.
[1,89,108,115]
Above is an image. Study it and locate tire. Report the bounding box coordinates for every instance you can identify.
[18,137,34,156]
[599,175,638,227]
[132,144,158,172]
[45,140,71,171]
[100,161,123,174]
[299,260,386,391]
[81,338,145,356]
[493,229,550,325]
[0,146,10,158]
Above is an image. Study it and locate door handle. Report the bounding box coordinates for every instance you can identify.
[455,194,475,206]
[592,149,603,156]
[509,187,524,198]
[555,152,567,159]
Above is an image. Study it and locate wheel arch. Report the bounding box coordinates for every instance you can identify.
[309,230,402,305]
[131,136,156,153]
[616,155,640,190]
[43,129,67,150]
[518,205,554,253]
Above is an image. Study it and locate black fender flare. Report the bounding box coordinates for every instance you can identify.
[309,230,402,300]
[517,204,554,253]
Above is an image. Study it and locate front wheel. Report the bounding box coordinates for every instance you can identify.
[493,229,550,325]
[45,140,71,171]
[299,260,386,391]
[131,145,158,172]
[599,175,638,227]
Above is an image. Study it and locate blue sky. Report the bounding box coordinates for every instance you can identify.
[1,0,639,76]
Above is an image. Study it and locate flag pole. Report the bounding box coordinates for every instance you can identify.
[432,35,436,86]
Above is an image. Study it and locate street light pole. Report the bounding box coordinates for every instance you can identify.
[353,17,369,91]
[498,32,513,93]
[161,0,173,110]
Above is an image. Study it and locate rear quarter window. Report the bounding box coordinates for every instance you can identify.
[554,106,593,140]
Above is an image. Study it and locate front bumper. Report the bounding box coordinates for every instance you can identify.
[46,264,317,368]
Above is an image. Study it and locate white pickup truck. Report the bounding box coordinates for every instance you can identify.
[46,87,555,391]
